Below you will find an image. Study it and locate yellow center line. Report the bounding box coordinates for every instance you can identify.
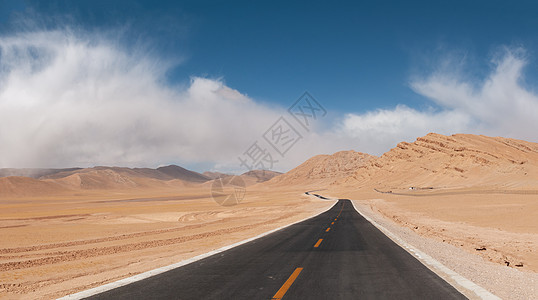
[334,218,337,221]
[314,238,323,248]
[336,201,345,218]
[272,267,303,300]
[331,222,334,225]
[326,227,331,232]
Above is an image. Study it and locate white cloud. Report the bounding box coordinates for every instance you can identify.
[0,29,282,169]
[1,29,537,172]
[338,105,470,154]
[338,47,538,155]
[411,48,538,140]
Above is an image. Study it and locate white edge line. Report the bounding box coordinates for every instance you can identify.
[350,200,500,300]
[58,199,338,300]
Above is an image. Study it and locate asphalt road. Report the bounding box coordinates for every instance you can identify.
[88,199,466,300]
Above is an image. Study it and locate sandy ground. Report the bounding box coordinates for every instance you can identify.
[327,187,538,298]
[0,186,333,299]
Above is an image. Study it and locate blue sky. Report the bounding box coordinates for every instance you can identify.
[1,1,538,172]
[4,0,538,111]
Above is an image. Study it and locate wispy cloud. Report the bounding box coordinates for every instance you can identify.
[339,47,538,154]
[338,105,471,154]
[1,28,537,171]
[411,48,538,139]
[0,29,282,169]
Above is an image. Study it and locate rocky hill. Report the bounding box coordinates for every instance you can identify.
[339,133,538,189]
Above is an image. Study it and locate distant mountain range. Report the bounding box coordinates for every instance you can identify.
[3,133,537,198]
[0,165,282,197]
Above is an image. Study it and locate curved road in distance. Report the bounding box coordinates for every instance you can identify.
[88,199,466,300]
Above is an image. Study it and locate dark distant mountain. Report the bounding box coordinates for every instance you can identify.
[0,165,212,196]
[203,171,231,179]
[37,165,211,183]
[241,170,282,182]
[0,165,285,197]
[203,170,281,185]
[156,165,210,182]
[0,168,82,179]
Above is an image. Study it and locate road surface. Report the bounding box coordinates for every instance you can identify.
[88,199,466,299]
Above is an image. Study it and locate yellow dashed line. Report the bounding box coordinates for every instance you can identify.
[272,267,303,300]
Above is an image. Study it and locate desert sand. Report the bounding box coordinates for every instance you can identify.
[1,133,537,299]
[0,185,331,299]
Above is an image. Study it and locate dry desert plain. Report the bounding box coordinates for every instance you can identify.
[0,185,332,299]
[1,133,538,299]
